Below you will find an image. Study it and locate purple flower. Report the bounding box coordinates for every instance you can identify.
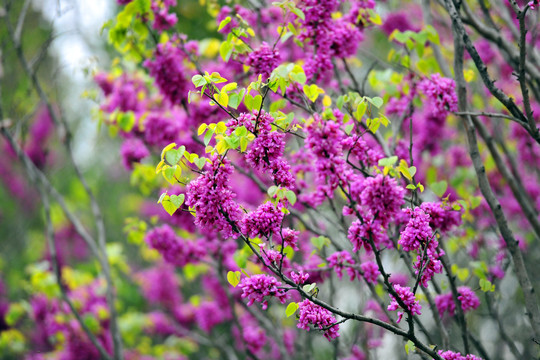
[144,40,189,106]
[120,138,149,170]
[246,42,281,79]
[387,284,421,323]
[435,287,480,317]
[145,224,205,266]
[360,261,379,285]
[350,175,405,227]
[457,286,480,313]
[186,156,244,239]
[327,251,356,281]
[438,350,483,360]
[239,274,288,310]
[297,299,340,341]
[347,217,388,253]
[241,201,284,238]
[420,202,462,233]
[399,207,432,252]
[418,74,458,117]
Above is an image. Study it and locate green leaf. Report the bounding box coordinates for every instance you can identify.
[285,190,297,205]
[169,194,185,208]
[355,102,367,121]
[218,16,232,31]
[165,146,185,166]
[198,123,208,136]
[378,156,398,167]
[227,271,241,287]
[192,74,207,88]
[471,196,482,209]
[431,180,448,198]
[285,302,299,317]
[213,91,229,108]
[303,84,323,102]
[220,41,233,61]
[406,184,417,190]
[117,112,135,132]
[252,95,263,111]
[267,185,279,197]
[310,236,330,250]
[405,340,416,355]
[368,96,384,108]
[5,303,26,327]
[204,129,215,146]
[291,7,305,20]
[479,278,495,292]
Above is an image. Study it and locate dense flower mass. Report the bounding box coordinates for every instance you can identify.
[144,40,189,106]
[438,350,483,360]
[327,251,356,280]
[351,174,406,226]
[239,274,288,310]
[185,156,243,239]
[246,42,281,79]
[387,284,422,323]
[347,217,388,253]
[8,0,540,358]
[297,299,340,340]
[399,207,432,252]
[418,74,458,117]
[435,287,480,317]
[241,201,284,238]
[145,224,205,266]
[120,138,150,170]
[304,114,352,205]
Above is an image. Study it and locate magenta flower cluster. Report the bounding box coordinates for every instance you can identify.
[327,251,356,281]
[144,224,205,267]
[418,73,458,117]
[387,284,422,323]
[239,274,288,310]
[246,42,281,80]
[229,110,294,188]
[144,40,189,106]
[241,201,284,238]
[435,286,480,317]
[304,114,352,205]
[438,350,483,360]
[185,156,244,239]
[297,299,340,341]
[350,174,405,227]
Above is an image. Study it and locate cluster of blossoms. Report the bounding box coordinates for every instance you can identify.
[297,0,365,80]
[228,110,294,188]
[438,350,483,360]
[185,156,244,239]
[144,224,205,266]
[296,299,340,340]
[239,274,288,310]
[387,284,422,323]
[303,113,352,205]
[418,73,458,118]
[327,251,356,281]
[360,261,380,285]
[435,287,481,317]
[241,201,284,238]
[144,39,191,106]
[399,207,444,287]
[246,42,281,79]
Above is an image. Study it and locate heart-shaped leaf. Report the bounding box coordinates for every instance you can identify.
[227,271,241,287]
[285,302,298,317]
[165,146,185,166]
[169,194,185,208]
